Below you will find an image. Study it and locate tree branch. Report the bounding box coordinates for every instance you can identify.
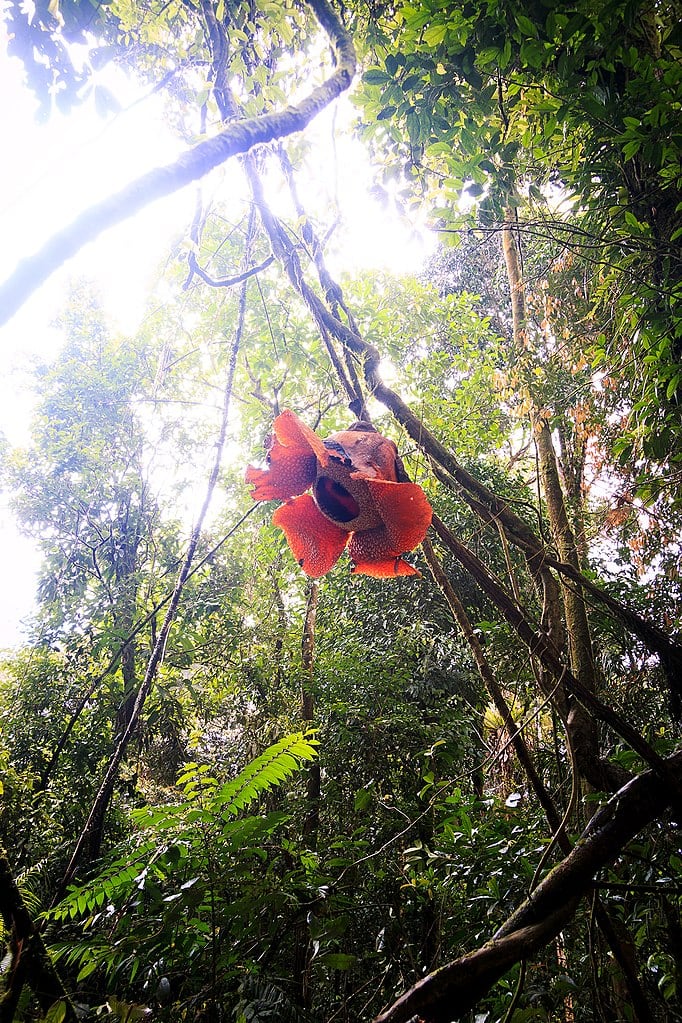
[374,752,682,1023]
[0,846,77,1022]
[187,252,275,288]
[429,513,682,798]
[0,0,355,326]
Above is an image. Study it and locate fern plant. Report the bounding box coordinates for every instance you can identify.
[234,977,317,1022]
[47,733,318,1015]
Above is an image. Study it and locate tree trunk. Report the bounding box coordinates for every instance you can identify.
[501,210,599,789]
[293,580,321,1012]
[0,846,77,1022]
[301,579,321,849]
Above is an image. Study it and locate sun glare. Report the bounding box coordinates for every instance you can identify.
[0,33,432,646]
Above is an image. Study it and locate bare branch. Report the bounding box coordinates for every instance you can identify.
[187,252,275,288]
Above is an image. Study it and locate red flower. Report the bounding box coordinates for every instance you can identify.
[245,410,432,578]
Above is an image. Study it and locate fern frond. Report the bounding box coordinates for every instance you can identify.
[214,732,318,818]
[47,733,318,925]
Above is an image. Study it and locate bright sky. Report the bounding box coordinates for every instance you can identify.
[0,41,195,648]
[0,32,434,648]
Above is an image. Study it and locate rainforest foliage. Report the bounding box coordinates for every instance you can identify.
[1,1,682,1021]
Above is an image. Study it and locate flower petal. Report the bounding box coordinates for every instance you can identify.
[273,494,349,577]
[246,410,328,500]
[275,409,330,463]
[246,453,317,501]
[348,528,421,577]
[363,479,432,552]
[354,559,420,577]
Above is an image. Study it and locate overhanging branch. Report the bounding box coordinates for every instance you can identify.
[0,0,355,326]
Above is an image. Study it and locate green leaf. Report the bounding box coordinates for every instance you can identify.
[43,1001,68,1023]
[363,68,390,85]
[520,39,546,69]
[385,53,399,76]
[666,374,681,400]
[423,23,447,47]
[354,787,373,811]
[406,110,421,144]
[215,733,318,816]
[319,952,357,970]
[76,959,98,981]
[515,13,538,37]
[107,996,151,1021]
[426,141,452,156]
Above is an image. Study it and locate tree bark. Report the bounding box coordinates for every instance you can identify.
[374,752,682,1023]
[0,846,77,1022]
[423,536,655,1022]
[422,536,566,834]
[501,212,600,784]
[429,513,682,799]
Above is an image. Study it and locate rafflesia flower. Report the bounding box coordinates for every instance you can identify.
[245,410,432,578]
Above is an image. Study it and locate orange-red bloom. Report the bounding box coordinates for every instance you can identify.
[245,410,432,578]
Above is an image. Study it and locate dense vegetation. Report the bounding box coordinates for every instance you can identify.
[1,1,681,1021]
